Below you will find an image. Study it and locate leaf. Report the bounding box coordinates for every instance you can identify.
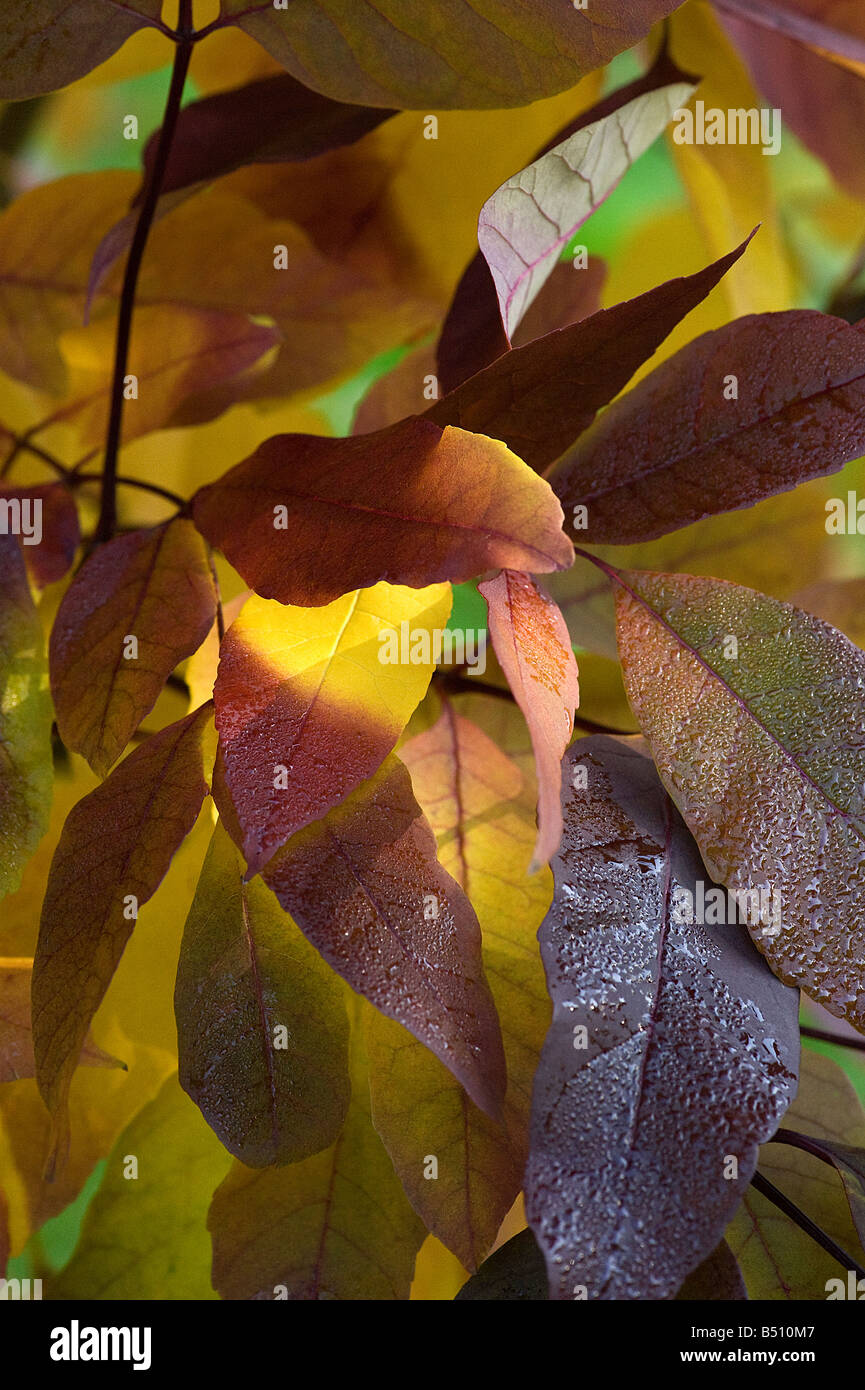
[455,1228,548,1301]
[144,72,396,197]
[367,706,551,1269]
[220,0,682,111]
[546,479,832,658]
[714,0,865,68]
[479,571,579,871]
[48,1073,232,1300]
[194,418,573,607]
[55,306,280,448]
[525,737,799,1300]
[0,535,53,901]
[0,484,80,589]
[0,1,162,100]
[175,821,351,1168]
[31,705,213,1133]
[727,1050,865,1298]
[436,44,695,390]
[209,1004,427,1300]
[0,958,121,1084]
[0,171,427,399]
[214,581,451,875]
[50,519,217,777]
[436,252,606,397]
[675,1241,747,1301]
[773,1132,865,1250]
[427,240,752,473]
[551,310,865,545]
[612,567,865,1031]
[478,71,694,340]
[260,754,507,1120]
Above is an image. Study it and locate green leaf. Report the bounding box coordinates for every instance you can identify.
[613,567,865,1030]
[0,0,163,100]
[48,1073,232,1300]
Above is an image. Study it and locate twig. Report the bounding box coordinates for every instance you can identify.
[800,1025,865,1055]
[750,1170,865,1279]
[94,0,195,543]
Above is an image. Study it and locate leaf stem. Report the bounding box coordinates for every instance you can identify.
[800,1025,865,1054]
[750,1170,865,1278]
[94,0,195,544]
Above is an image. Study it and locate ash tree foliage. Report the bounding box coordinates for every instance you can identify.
[2,0,865,1305]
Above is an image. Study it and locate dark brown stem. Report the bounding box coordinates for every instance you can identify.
[750,1171,865,1279]
[207,548,226,643]
[436,671,632,735]
[94,0,195,544]
[800,1025,865,1054]
[75,473,187,510]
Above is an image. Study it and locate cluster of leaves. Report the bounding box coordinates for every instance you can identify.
[2,0,865,1301]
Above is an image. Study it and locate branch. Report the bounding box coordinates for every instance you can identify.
[800,1025,865,1054]
[436,670,632,735]
[94,0,195,544]
[750,1170,865,1279]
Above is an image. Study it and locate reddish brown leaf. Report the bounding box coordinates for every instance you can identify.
[427,240,752,473]
[552,310,865,544]
[143,73,396,197]
[0,484,79,588]
[50,520,217,776]
[31,706,212,1132]
[193,418,573,607]
[0,1,162,100]
[478,571,579,870]
[259,755,507,1121]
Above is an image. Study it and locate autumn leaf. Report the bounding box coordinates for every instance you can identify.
[478,68,694,341]
[0,958,121,1084]
[50,519,217,776]
[612,567,865,1030]
[437,43,696,385]
[435,256,606,399]
[260,755,507,1121]
[31,705,213,1134]
[367,704,551,1269]
[525,738,799,1300]
[0,1,163,100]
[479,571,579,871]
[175,821,351,1167]
[55,306,280,448]
[209,1003,427,1300]
[0,536,53,901]
[194,418,573,607]
[428,239,752,473]
[0,484,80,589]
[49,1073,232,1300]
[219,0,683,110]
[213,581,451,875]
[143,72,396,196]
[727,1050,865,1298]
[552,311,865,545]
